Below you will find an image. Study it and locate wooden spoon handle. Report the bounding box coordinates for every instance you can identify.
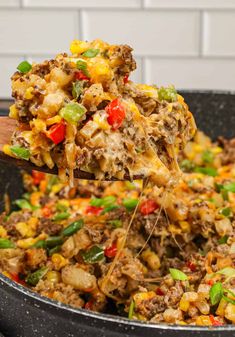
[0,116,17,151]
[0,151,142,181]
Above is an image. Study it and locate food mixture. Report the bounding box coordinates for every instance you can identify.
[3,39,195,185]
[0,131,235,326]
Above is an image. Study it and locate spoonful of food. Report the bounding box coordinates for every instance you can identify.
[0,39,196,186]
[0,116,143,181]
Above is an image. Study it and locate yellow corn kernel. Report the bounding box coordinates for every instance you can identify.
[30,192,42,206]
[93,114,110,130]
[179,221,191,233]
[128,103,142,121]
[136,84,157,98]
[194,198,202,204]
[2,144,15,158]
[168,224,181,235]
[24,86,34,100]
[28,217,38,230]
[177,94,185,104]
[31,118,47,133]
[51,253,67,270]
[141,264,148,275]
[96,63,110,76]
[2,271,11,278]
[42,151,54,169]
[195,315,212,326]
[70,40,89,54]
[102,92,115,102]
[57,199,70,208]
[180,292,198,312]
[15,222,35,238]
[134,291,156,306]
[168,104,173,112]
[15,222,29,236]
[51,183,64,194]
[141,249,160,270]
[9,104,19,119]
[21,131,33,145]
[17,237,37,248]
[211,147,222,154]
[46,270,61,283]
[194,144,203,153]
[179,297,190,312]
[91,38,107,50]
[0,225,7,238]
[216,298,227,316]
[90,60,111,83]
[135,313,147,321]
[178,321,187,325]
[46,115,62,126]
[17,233,46,249]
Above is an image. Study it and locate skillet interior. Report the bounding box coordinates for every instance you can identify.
[0,91,234,337]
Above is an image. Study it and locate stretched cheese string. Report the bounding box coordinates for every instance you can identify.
[100,178,149,297]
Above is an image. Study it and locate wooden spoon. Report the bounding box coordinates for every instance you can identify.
[0,116,142,181]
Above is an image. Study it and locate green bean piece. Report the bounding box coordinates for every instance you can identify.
[62,219,84,237]
[0,238,15,249]
[48,245,61,256]
[45,236,63,248]
[25,267,48,286]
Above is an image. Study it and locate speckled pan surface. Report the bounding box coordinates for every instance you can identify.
[0,91,235,337]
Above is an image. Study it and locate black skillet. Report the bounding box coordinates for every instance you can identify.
[0,91,235,337]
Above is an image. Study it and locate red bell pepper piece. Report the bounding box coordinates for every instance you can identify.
[186,261,196,272]
[85,205,103,216]
[85,299,94,310]
[47,121,66,145]
[75,70,90,81]
[32,170,45,185]
[42,206,53,218]
[209,315,223,326]
[105,98,126,130]
[123,74,129,84]
[156,287,164,296]
[207,279,215,286]
[104,243,117,258]
[10,273,26,286]
[140,199,159,215]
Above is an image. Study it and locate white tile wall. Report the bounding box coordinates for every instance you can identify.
[203,11,235,56]
[146,58,235,90]
[130,57,143,83]
[0,0,20,7]
[0,56,22,98]
[23,0,141,8]
[144,0,235,9]
[82,10,200,56]
[0,0,235,98]
[0,10,78,54]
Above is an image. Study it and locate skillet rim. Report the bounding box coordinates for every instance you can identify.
[0,272,235,332]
